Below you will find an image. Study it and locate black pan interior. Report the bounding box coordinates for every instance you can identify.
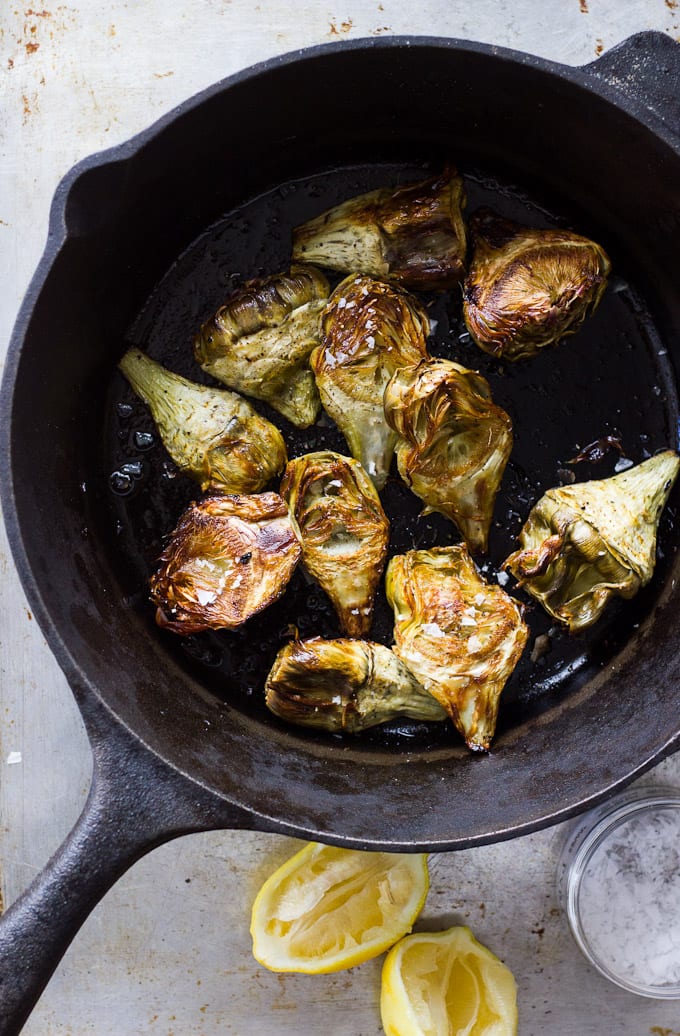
[104,159,678,748]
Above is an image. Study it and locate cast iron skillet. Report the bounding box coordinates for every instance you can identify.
[2,32,680,1034]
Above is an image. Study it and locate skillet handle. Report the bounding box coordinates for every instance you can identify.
[583,31,680,135]
[0,692,258,1036]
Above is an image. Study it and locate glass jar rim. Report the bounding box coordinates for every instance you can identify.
[563,785,680,999]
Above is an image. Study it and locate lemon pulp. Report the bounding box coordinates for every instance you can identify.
[250,842,429,974]
[381,925,518,1036]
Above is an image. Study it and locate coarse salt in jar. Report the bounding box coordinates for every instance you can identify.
[558,785,680,998]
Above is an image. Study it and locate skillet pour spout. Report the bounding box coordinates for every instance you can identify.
[2,31,680,1035]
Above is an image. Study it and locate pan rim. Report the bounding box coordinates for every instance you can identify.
[2,32,680,850]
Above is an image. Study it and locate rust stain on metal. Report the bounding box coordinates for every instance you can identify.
[22,6,78,47]
[595,39,604,55]
[328,18,353,35]
[579,0,588,11]
[7,57,14,69]
[270,972,298,1011]
[371,25,392,34]
[21,89,40,123]
[12,5,73,61]
[666,0,678,10]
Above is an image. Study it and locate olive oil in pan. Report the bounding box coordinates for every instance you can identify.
[102,162,678,750]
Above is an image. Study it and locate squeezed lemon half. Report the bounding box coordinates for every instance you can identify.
[381,925,518,1036]
[250,842,429,974]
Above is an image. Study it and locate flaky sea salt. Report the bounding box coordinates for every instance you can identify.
[576,803,680,989]
[421,622,445,638]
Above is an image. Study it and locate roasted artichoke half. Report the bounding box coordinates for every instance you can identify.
[118,349,287,494]
[311,274,430,488]
[504,450,680,632]
[384,358,513,553]
[463,209,611,361]
[292,170,467,291]
[150,492,301,634]
[193,265,330,427]
[280,451,389,636]
[386,546,528,751]
[265,637,447,733]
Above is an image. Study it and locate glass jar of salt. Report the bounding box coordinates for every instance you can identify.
[559,786,680,998]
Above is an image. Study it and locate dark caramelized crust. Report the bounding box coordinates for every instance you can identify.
[376,170,468,289]
[463,209,610,361]
[150,492,301,633]
[194,265,330,361]
[310,274,430,488]
[386,546,528,751]
[384,358,512,554]
[281,451,389,635]
[292,170,467,291]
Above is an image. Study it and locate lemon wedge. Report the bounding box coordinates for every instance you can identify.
[381,925,518,1036]
[250,842,429,974]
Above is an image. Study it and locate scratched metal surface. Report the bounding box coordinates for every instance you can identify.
[2,3,680,1034]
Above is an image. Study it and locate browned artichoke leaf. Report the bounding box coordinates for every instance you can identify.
[463,209,611,361]
[504,450,680,632]
[118,349,287,494]
[265,637,447,733]
[386,546,528,751]
[292,170,467,291]
[311,274,430,488]
[384,358,512,553]
[281,451,389,635]
[193,265,329,427]
[150,492,301,634]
